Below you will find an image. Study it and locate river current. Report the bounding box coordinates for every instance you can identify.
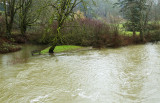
[0,43,160,103]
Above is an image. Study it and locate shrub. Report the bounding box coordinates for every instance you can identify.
[150,30,160,42]
[39,18,113,47]
[62,18,112,47]
[39,18,131,48]
[148,23,160,31]
[0,41,21,53]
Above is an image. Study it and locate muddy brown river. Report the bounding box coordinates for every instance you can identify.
[0,43,160,103]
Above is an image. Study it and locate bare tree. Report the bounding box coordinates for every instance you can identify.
[3,0,20,36]
[18,0,32,35]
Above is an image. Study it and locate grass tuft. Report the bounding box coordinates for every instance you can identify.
[41,45,83,54]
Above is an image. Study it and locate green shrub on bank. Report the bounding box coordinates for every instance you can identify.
[39,18,136,48]
[150,30,160,42]
[0,39,21,53]
[61,18,112,47]
[36,18,160,48]
[148,23,160,31]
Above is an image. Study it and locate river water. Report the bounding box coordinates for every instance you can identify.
[0,43,160,103]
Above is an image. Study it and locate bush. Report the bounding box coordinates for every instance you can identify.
[39,18,113,47]
[32,22,58,44]
[150,30,160,42]
[148,23,160,31]
[62,18,112,47]
[0,39,21,53]
[39,18,131,48]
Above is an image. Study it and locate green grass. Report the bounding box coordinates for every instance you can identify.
[41,45,83,54]
[118,24,140,36]
[109,23,140,36]
[148,21,160,24]
[120,31,140,36]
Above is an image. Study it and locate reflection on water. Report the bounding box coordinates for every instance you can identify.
[0,44,47,65]
[0,43,160,103]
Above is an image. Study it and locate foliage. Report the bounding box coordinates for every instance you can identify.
[40,0,90,53]
[116,0,153,41]
[58,18,111,47]
[147,23,160,31]
[149,29,160,42]
[1,0,160,54]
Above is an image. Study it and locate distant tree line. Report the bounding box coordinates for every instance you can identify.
[116,0,160,41]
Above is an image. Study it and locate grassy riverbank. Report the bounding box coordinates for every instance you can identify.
[41,45,83,54]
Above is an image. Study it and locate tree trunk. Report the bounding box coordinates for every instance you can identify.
[49,35,58,53]
[133,30,136,38]
[140,30,144,42]
[4,1,15,37]
[49,44,56,53]
[6,25,11,36]
[5,20,13,37]
[21,25,27,36]
[6,21,13,36]
[49,25,61,53]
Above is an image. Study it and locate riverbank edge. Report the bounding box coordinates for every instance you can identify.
[0,36,24,54]
[0,34,159,54]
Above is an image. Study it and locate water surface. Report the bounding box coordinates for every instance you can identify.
[0,43,160,103]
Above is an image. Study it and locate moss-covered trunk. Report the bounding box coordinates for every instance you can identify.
[49,41,57,53]
[49,25,62,53]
